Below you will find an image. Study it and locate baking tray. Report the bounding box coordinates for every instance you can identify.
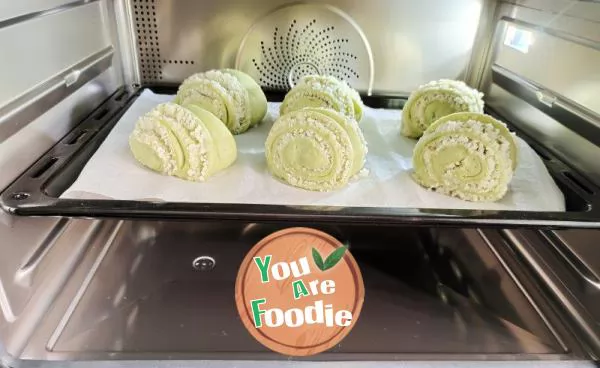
[1,86,599,228]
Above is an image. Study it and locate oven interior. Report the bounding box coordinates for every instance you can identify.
[1,0,600,366]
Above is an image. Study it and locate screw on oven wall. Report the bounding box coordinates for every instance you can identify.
[193,256,215,271]
[11,192,30,200]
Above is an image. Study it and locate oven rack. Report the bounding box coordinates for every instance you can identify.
[1,86,599,229]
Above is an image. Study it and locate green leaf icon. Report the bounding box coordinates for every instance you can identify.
[312,246,348,271]
[323,246,348,270]
[312,248,325,271]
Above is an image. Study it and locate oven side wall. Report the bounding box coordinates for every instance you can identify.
[0,0,125,362]
[481,0,600,186]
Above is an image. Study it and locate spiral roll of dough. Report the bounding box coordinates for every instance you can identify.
[265,107,367,191]
[412,112,518,202]
[280,75,364,121]
[174,69,267,134]
[129,102,237,181]
[401,79,484,139]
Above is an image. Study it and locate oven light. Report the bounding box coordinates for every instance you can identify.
[504,25,534,53]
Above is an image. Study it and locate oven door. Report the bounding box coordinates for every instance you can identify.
[0,219,594,365]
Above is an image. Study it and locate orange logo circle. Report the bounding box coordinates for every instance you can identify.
[235,227,365,356]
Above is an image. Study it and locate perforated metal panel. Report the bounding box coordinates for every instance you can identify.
[132,0,161,82]
[133,0,197,84]
[134,1,371,89]
[133,0,485,94]
[249,20,359,89]
[235,3,373,91]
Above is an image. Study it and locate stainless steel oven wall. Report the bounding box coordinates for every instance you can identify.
[0,0,125,363]
[482,0,600,186]
[0,0,127,192]
[131,0,490,95]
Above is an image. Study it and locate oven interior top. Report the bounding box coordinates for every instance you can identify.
[0,0,599,228]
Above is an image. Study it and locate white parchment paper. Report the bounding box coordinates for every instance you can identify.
[61,89,565,211]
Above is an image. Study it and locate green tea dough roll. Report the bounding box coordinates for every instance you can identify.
[280,75,364,121]
[129,102,237,181]
[174,69,267,135]
[402,79,484,139]
[179,103,238,178]
[412,112,518,202]
[265,107,367,192]
[128,112,185,176]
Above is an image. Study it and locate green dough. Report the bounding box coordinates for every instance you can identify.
[223,69,268,127]
[401,79,484,139]
[428,112,518,170]
[129,132,179,174]
[310,107,367,176]
[174,79,230,127]
[347,86,364,121]
[411,112,518,202]
[128,115,185,176]
[129,102,237,181]
[174,69,267,135]
[183,103,237,176]
[265,107,368,192]
[280,75,364,121]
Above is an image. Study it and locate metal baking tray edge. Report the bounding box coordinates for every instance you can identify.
[1,85,599,229]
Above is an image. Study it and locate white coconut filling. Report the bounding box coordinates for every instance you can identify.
[153,103,212,181]
[177,84,229,124]
[283,90,337,110]
[175,120,211,181]
[338,117,368,169]
[282,76,357,119]
[419,79,484,111]
[130,129,176,175]
[135,117,181,175]
[205,70,251,134]
[300,75,361,110]
[303,78,354,110]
